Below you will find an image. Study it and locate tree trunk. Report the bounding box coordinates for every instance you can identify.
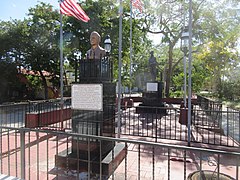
[39,71,48,100]
[215,67,222,98]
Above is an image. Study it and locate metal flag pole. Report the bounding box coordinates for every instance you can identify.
[187,0,193,146]
[184,54,187,108]
[129,0,133,97]
[117,0,123,138]
[182,4,187,108]
[60,13,64,129]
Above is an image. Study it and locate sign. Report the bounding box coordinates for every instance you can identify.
[146,82,158,92]
[72,84,103,111]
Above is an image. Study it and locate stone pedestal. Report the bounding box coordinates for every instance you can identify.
[56,143,127,176]
[136,81,166,114]
[71,82,116,158]
[55,57,126,176]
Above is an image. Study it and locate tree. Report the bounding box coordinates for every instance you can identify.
[139,0,240,99]
[0,20,30,102]
[0,1,151,100]
[24,2,60,99]
[0,20,28,69]
[195,0,240,98]
[140,0,186,97]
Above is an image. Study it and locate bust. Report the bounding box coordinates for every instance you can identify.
[86,31,106,60]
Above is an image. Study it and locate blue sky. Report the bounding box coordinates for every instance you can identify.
[0,0,59,21]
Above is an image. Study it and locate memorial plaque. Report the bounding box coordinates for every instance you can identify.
[147,82,158,92]
[72,84,103,111]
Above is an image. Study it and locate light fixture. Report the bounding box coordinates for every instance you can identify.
[181,26,189,55]
[104,35,112,54]
[180,26,189,110]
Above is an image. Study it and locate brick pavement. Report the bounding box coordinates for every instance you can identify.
[0,103,240,179]
[0,130,239,180]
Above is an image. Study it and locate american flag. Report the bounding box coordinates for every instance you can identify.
[131,0,143,13]
[60,0,90,22]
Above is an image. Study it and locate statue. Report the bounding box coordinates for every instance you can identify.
[148,51,157,81]
[86,31,106,59]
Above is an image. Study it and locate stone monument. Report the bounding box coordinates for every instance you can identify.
[136,51,166,114]
[56,31,126,176]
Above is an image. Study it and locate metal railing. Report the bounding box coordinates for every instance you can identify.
[196,95,240,145]
[0,98,71,130]
[0,102,29,128]
[0,126,239,180]
[120,104,240,147]
[120,105,188,142]
[192,108,240,146]
[0,98,239,147]
[197,95,223,112]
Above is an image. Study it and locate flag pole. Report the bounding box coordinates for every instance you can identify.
[117,0,123,138]
[59,0,90,130]
[60,12,64,129]
[129,0,133,97]
[187,0,193,146]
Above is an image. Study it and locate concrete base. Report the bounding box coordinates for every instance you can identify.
[55,143,127,177]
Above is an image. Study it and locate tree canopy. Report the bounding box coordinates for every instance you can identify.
[0,0,240,102]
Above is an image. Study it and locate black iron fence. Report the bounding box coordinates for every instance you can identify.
[119,105,189,142]
[119,102,239,147]
[197,95,222,112]
[196,95,239,145]
[0,97,239,147]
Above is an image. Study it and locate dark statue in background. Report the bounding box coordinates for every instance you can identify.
[148,51,157,81]
[86,31,106,59]
[136,51,165,114]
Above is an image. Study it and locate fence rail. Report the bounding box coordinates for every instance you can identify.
[0,98,72,130]
[0,126,239,180]
[197,95,223,112]
[0,97,239,147]
[120,104,240,147]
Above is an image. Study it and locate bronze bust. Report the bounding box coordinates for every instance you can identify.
[86,31,106,59]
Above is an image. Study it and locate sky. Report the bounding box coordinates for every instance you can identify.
[0,0,59,21]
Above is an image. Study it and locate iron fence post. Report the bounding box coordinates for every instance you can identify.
[20,128,26,179]
[239,111,240,146]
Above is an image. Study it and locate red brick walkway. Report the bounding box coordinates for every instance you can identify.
[0,130,239,180]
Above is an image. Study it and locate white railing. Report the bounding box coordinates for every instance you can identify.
[0,127,239,180]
